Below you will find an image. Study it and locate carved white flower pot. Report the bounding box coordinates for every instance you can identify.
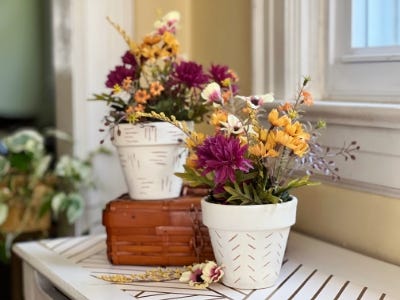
[201,196,297,289]
[113,122,189,200]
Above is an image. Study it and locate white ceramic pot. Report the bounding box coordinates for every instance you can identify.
[113,122,190,200]
[201,196,297,289]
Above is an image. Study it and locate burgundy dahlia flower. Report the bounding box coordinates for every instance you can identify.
[171,61,209,89]
[121,51,137,67]
[196,135,253,185]
[208,64,238,94]
[105,65,135,88]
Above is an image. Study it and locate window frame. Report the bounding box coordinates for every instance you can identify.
[252,0,400,198]
[327,0,400,102]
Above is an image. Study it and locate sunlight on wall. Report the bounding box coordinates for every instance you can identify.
[293,184,400,265]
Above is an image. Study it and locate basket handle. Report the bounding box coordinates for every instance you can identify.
[189,204,204,263]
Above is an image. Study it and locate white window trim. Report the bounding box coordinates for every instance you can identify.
[252,0,400,198]
[52,0,134,234]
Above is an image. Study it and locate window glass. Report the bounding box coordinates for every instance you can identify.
[352,0,400,48]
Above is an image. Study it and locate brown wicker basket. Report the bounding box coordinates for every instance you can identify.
[102,191,215,266]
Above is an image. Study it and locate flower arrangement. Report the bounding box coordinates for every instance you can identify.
[134,77,359,205]
[92,11,239,134]
[0,129,105,261]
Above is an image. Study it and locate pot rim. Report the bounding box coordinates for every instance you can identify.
[201,196,297,231]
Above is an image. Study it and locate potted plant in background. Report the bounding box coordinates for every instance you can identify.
[133,77,359,289]
[0,129,103,262]
[91,11,239,200]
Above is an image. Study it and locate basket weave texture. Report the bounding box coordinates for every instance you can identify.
[102,192,215,266]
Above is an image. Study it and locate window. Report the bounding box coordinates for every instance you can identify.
[352,0,400,48]
[327,0,400,102]
[252,0,400,197]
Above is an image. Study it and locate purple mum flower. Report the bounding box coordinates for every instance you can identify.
[105,65,135,88]
[171,61,209,89]
[196,135,253,185]
[208,64,239,95]
[121,51,137,67]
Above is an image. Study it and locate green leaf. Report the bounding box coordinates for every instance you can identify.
[8,152,33,172]
[224,182,254,205]
[51,192,67,216]
[33,155,51,179]
[275,176,319,197]
[89,93,126,108]
[0,156,10,177]
[65,193,84,224]
[38,193,53,219]
[174,165,213,187]
[0,203,9,225]
[0,240,9,264]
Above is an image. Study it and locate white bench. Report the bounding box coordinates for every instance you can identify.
[13,231,400,300]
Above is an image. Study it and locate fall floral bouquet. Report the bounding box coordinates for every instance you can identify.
[135,77,359,205]
[96,77,359,289]
[92,11,239,134]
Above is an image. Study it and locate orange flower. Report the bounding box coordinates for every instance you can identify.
[248,142,267,157]
[186,132,206,150]
[134,104,145,112]
[291,138,309,157]
[228,69,239,83]
[163,32,179,53]
[265,131,277,150]
[285,121,310,140]
[143,34,162,46]
[268,109,290,127]
[249,138,279,157]
[272,130,309,157]
[186,153,199,169]
[140,44,161,59]
[210,110,228,127]
[273,130,295,148]
[150,81,165,96]
[302,90,313,106]
[221,90,232,104]
[134,89,150,104]
[125,106,134,114]
[278,102,293,112]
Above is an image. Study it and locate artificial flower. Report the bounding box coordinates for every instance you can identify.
[201,82,223,104]
[179,261,224,288]
[302,90,313,106]
[179,263,208,288]
[220,114,245,135]
[268,109,290,127]
[196,134,253,185]
[134,77,359,205]
[93,11,238,127]
[201,261,224,283]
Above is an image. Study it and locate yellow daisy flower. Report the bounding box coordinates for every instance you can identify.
[268,109,290,127]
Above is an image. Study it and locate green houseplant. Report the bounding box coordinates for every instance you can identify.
[92,11,240,200]
[131,77,359,289]
[0,129,102,262]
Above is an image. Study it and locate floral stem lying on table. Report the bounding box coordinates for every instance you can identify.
[95,261,223,289]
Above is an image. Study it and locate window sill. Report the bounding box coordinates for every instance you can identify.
[342,53,400,63]
[305,100,400,129]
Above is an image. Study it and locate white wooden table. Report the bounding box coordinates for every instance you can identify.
[13,231,400,300]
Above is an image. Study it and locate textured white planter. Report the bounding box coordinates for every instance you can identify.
[201,197,297,289]
[113,122,190,200]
